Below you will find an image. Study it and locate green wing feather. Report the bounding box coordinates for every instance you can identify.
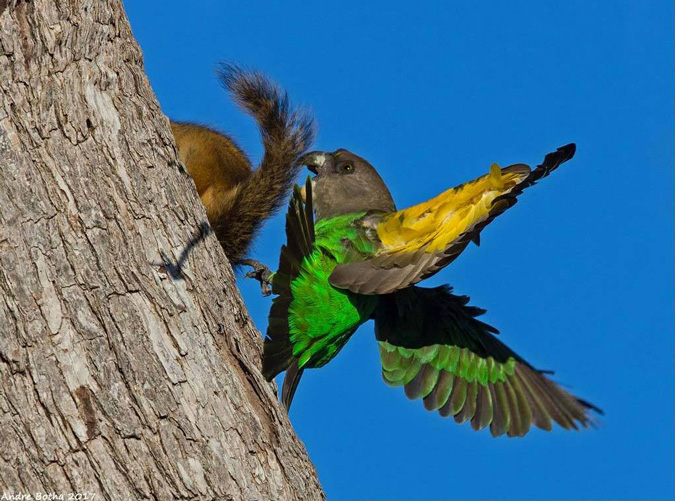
[263,178,378,409]
[374,285,601,437]
[262,178,316,381]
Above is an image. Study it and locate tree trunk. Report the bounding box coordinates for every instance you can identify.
[0,1,324,500]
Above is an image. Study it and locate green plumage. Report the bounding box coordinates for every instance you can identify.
[286,213,378,367]
[262,172,600,437]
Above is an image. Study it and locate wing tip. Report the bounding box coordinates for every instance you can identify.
[560,142,577,158]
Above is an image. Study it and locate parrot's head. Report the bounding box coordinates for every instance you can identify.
[298,149,396,221]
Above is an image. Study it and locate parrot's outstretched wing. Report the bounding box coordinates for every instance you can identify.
[262,177,316,408]
[373,285,600,437]
[330,144,576,294]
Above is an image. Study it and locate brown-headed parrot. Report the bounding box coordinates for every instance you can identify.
[261,144,601,437]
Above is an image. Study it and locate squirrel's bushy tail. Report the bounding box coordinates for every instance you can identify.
[215,63,315,262]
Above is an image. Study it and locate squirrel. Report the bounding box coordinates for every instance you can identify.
[170,64,315,275]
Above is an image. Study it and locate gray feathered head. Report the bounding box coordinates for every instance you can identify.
[298,149,396,220]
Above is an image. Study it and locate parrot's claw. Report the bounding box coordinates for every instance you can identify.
[240,259,273,296]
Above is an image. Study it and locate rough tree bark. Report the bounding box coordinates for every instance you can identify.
[0,1,324,499]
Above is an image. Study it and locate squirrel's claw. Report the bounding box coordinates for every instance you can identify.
[240,259,273,296]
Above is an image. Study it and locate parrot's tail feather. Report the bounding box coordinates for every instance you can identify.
[282,360,305,410]
[262,178,315,381]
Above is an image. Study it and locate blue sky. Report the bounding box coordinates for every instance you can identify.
[125,2,673,499]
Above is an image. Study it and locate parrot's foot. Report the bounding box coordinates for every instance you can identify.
[240,259,273,296]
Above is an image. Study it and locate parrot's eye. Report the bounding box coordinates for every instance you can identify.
[342,163,354,174]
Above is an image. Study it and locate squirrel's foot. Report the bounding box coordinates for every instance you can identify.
[240,259,273,296]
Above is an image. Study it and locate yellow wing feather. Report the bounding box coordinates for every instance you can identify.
[329,144,575,295]
[377,164,531,254]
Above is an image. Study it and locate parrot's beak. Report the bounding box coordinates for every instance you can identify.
[298,151,329,175]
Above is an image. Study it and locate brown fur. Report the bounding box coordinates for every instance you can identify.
[171,64,315,263]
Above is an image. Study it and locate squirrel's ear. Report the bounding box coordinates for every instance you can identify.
[298,151,330,174]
